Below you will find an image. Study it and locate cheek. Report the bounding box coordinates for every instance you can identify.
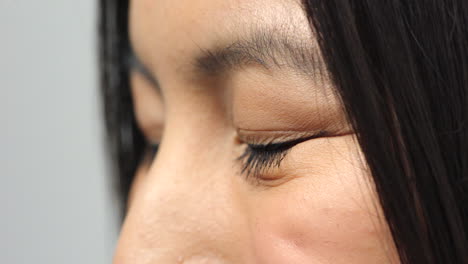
[248,139,396,263]
[250,189,388,263]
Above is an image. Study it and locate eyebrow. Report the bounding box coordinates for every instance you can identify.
[128,28,327,91]
[191,28,327,79]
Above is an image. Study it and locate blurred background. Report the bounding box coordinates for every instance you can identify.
[1,1,118,263]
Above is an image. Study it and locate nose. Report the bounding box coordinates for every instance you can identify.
[112,126,250,263]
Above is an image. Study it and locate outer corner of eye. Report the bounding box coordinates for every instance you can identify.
[234,134,244,145]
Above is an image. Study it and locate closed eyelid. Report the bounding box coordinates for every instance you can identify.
[236,128,326,144]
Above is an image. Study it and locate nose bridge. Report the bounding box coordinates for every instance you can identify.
[114,124,247,263]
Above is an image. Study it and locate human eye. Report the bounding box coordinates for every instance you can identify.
[146,142,159,161]
[127,51,164,166]
[237,131,327,181]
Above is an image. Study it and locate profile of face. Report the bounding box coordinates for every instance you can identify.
[114,0,399,263]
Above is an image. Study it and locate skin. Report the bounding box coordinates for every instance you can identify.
[114,0,399,263]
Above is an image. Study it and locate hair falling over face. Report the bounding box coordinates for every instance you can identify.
[100,0,468,263]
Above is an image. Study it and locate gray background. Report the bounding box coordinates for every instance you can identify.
[1,0,118,263]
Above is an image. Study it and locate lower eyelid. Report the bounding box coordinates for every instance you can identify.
[237,132,342,183]
[239,151,294,184]
[238,142,298,181]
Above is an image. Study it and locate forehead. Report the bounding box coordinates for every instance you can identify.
[129,0,311,79]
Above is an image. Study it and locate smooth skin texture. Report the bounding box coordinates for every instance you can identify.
[114,0,399,263]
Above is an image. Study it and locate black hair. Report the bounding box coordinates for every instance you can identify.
[304,1,468,263]
[99,0,468,263]
[99,0,145,210]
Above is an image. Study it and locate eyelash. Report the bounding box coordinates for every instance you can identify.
[146,143,159,161]
[237,131,326,179]
[142,132,325,180]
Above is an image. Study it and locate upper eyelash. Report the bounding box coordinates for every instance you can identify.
[237,131,326,179]
[144,143,159,162]
[141,132,324,179]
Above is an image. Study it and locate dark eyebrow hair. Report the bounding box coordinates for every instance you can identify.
[127,28,327,90]
[191,28,327,79]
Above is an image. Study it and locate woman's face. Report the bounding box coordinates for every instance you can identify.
[114,0,398,263]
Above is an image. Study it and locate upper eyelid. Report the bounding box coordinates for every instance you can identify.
[249,131,326,148]
[236,128,326,144]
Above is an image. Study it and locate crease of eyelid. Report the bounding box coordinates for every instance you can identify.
[237,128,355,145]
[236,128,327,145]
